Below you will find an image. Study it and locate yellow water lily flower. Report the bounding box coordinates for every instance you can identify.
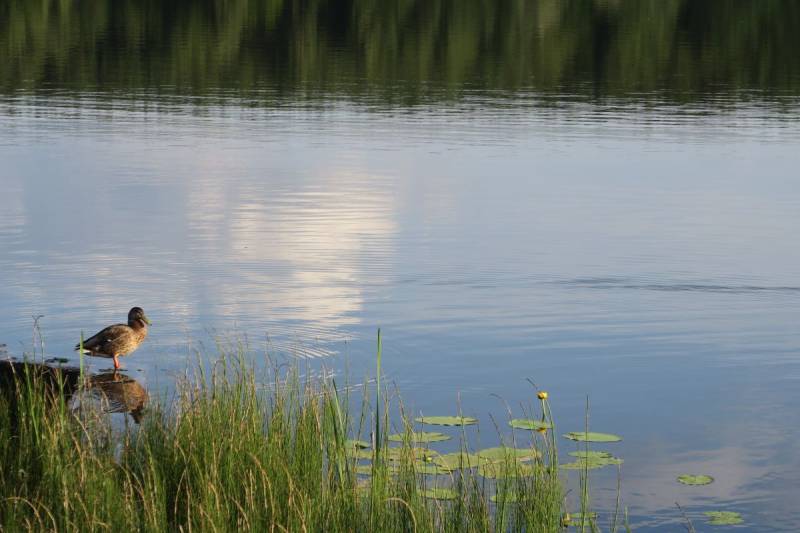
[537,391,548,400]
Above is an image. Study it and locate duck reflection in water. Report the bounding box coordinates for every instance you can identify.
[0,359,149,424]
[83,371,149,424]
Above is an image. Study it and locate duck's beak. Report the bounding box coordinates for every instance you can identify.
[143,316,152,326]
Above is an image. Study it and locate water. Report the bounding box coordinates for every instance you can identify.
[2,1,800,530]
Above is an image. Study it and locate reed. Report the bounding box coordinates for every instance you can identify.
[0,346,571,532]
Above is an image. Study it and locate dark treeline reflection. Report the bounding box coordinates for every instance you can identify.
[2,0,799,102]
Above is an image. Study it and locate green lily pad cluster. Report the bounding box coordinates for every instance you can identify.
[415,416,478,426]
[477,446,540,462]
[677,474,714,486]
[490,492,521,503]
[345,447,373,460]
[478,461,536,479]
[562,432,622,443]
[565,512,598,526]
[509,418,552,431]
[385,446,436,462]
[420,488,458,500]
[352,408,744,522]
[559,431,623,471]
[432,452,481,470]
[560,455,623,470]
[705,511,743,525]
[674,476,741,525]
[345,439,370,449]
[387,431,451,443]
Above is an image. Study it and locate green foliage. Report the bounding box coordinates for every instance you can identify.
[433,452,482,470]
[509,418,552,430]
[563,431,622,443]
[420,488,458,500]
[477,446,540,462]
[560,456,623,470]
[0,354,566,532]
[677,474,714,486]
[705,511,743,525]
[415,415,477,426]
[2,0,799,100]
[387,431,451,443]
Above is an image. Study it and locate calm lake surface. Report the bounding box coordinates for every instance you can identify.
[2,1,800,530]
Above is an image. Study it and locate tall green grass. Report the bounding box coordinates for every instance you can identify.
[0,350,572,532]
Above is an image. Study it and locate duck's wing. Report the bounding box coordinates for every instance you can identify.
[75,324,129,354]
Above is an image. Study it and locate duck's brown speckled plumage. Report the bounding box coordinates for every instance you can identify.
[76,307,150,369]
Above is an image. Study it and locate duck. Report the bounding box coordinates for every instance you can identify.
[75,307,151,370]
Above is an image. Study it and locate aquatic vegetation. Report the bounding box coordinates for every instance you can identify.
[420,488,458,500]
[490,492,521,503]
[478,462,536,479]
[2,334,743,531]
[385,447,436,462]
[346,447,374,460]
[563,431,622,443]
[387,431,451,443]
[677,474,714,486]
[433,452,482,470]
[0,350,567,532]
[705,511,743,525]
[414,415,477,426]
[477,446,540,462]
[560,456,623,470]
[509,418,552,430]
[564,512,598,527]
[413,462,453,475]
[568,451,614,459]
[346,439,370,449]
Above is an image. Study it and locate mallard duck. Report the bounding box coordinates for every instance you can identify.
[75,307,151,370]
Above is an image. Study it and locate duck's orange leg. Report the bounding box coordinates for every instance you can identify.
[113,355,120,370]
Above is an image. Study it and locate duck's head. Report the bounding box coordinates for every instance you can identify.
[128,307,151,328]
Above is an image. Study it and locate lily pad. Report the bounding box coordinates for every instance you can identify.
[476,446,540,462]
[568,451,614,459]
[355,478,371,492]
[388,431,451,443]
[420,488,458,500]
[414,462,453,475]
[490,492,520,503]
[509,418,552,431]
[415,416,478,426]
[354,464,373,475]
[478,462,535,479]
[560,456,622,470]
[566,512,598,525]
[345,439,370,449]
[354,463,399,475]
[345,448,373,460]
[433,452,482,470]
[563,432,622,443]
[385,447,436,462]
[677,474,714,486]
[705,511,743,525]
